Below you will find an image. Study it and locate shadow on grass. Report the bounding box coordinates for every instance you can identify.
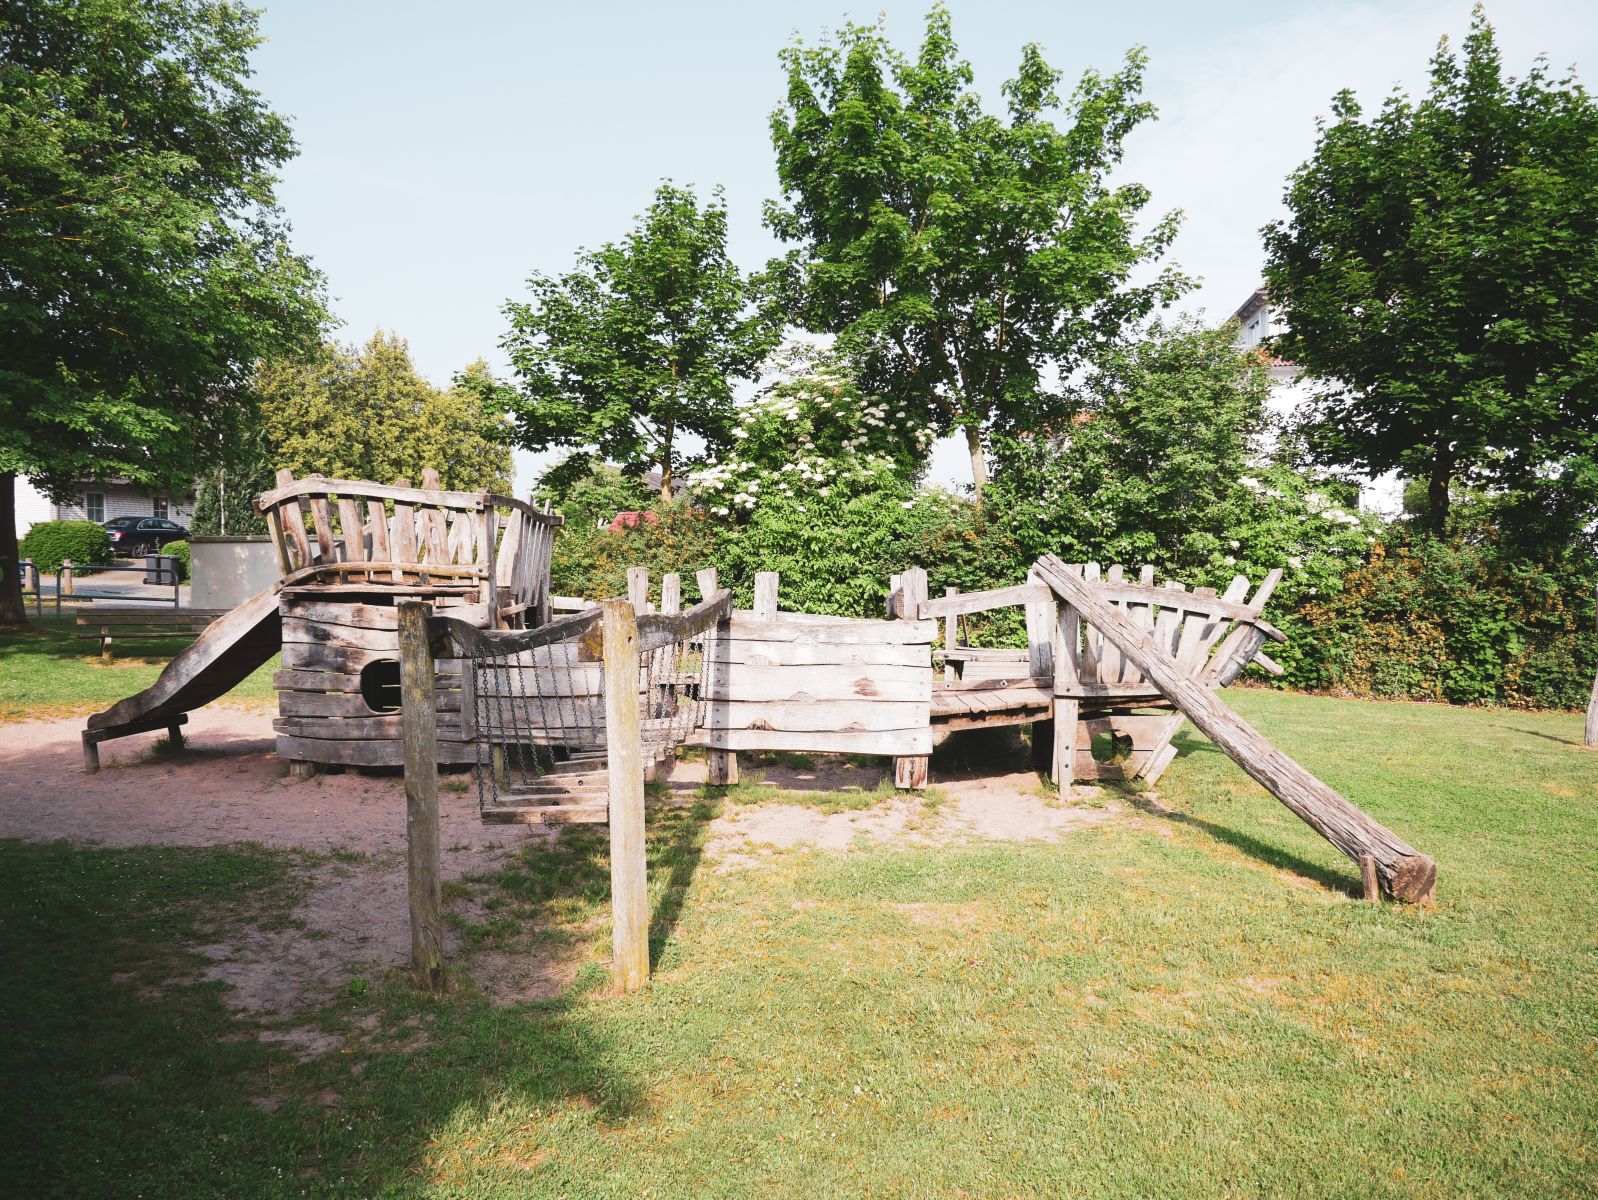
[0,835,669,1197]
[1502,724,1588,749]
[474,793,717,974]
[1135,734,1362,898]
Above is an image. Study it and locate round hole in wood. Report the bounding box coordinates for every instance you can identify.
[360,659,402,714]
[1089,728,1135,764]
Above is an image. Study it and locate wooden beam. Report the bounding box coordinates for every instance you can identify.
[602,598,649,993]
[398,601,445,990]
[918,581,1052,619]
[1034,555,1436,903]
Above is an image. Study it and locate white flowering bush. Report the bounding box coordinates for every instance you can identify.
[689,352,933,516]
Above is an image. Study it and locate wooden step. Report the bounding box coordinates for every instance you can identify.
[481,801,608,825]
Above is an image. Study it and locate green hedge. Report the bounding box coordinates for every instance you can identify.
[162,541,191,582]
[1276,532,1596,709]
[19,521,111,575]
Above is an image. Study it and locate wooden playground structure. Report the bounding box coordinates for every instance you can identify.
[80,467,1437,993]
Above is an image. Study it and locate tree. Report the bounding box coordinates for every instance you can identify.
[1262,7,1598,532]
[255,334,513,493]
[766,4,1188,500]
[0,0,326,623]
[987,320,1373,603]
[688,345,933,516]
[499,183,783,501]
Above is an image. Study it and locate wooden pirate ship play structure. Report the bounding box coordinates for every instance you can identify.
[84,467,1435,940]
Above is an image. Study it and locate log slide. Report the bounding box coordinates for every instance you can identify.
[1034,555,1437,903]
[81,583,284,773]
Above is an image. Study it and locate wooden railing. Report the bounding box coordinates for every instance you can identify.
[255,468,561,626]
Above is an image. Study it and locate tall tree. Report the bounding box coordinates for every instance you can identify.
[1262,6,1598,531]
[257,334,513,493]
[500,182,782,500]
[766,4,1188,500]
[0,0,326,623]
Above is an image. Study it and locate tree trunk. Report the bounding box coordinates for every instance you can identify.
[1586,584,1598,748]
[964,425,988,503]
[1426,449,1453,531]
[0,473,27,627]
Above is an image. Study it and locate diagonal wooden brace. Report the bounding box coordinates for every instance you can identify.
[1034,555,1436,903]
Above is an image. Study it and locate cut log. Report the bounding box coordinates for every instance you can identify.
[1034,555,1436,903]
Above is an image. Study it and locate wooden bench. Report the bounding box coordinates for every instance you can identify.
[76,608,226,661]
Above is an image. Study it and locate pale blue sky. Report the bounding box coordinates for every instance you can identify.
[250,0,1594,489]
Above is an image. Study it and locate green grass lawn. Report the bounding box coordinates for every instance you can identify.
[0,613,277,720]
[2,689,1595,1196]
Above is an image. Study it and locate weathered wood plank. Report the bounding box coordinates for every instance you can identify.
[711,699,930,733]
[724,615,934,645]
[705,662,929,703]
[273,715,468,740]
[274,733,478,766]
[711,640,928,668]
[918,581,1052,619]
[694,727,932,755]
[278,690,461,717]
[602,598,649,994]
[281,617,399,653]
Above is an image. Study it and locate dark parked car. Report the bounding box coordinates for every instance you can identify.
[103,516,189,555]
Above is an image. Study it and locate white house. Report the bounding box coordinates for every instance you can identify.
[12,476,196,540]
[1231,287,1403,514]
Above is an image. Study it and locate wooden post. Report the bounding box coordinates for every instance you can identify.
[1359,853,1380,901]
[660,572,681,615]
[753,571,779,620]
[602,598,649,993]
[627,566,650,614]
[398,601,446,990]
[695,567,718,602]
[942,587,958,686]
[893,567,930,790]
[60,559,73,597]
[1586,585,1598,747]
[697,567,737,785]
[1035,556,1436,903]
[1052,588,1082,791]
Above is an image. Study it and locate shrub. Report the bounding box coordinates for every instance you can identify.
[19,520,111,575]
[162,541,191,582]
[1281,531,1597,708]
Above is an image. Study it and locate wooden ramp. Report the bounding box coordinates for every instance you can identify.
[82,584,284,772]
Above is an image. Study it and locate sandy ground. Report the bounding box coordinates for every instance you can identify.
[0,707,1123,1037]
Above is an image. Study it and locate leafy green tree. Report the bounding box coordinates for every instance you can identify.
[688,346,932,516]
[766,4,1188,500]
[987,320,1374,608]
[1262,7,1598,532]
[257,334,513,493]
[0,0,326,623]
[500,182,783,501]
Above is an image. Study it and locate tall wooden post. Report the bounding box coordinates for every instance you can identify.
[602,598,649,993]
[893,567,930,790]
[397,601,445,990]
[1586,585,1598,748]
[698,567,738,786]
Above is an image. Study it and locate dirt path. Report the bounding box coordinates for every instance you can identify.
[0,709,1125,1028]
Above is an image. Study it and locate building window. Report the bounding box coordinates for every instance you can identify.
[85,492,105,523]
[153,496,169,518]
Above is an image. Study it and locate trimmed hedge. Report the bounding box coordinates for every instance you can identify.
[162,541,191,583]
[19,521,111,575]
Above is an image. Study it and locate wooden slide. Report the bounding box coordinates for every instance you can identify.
[81,584,284,772]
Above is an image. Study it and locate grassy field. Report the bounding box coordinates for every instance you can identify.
[0,613,277,720]
[2,686,1595,1196]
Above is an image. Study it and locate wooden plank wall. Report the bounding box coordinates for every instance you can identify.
[273,597,480,766]
[697,573,935,757]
